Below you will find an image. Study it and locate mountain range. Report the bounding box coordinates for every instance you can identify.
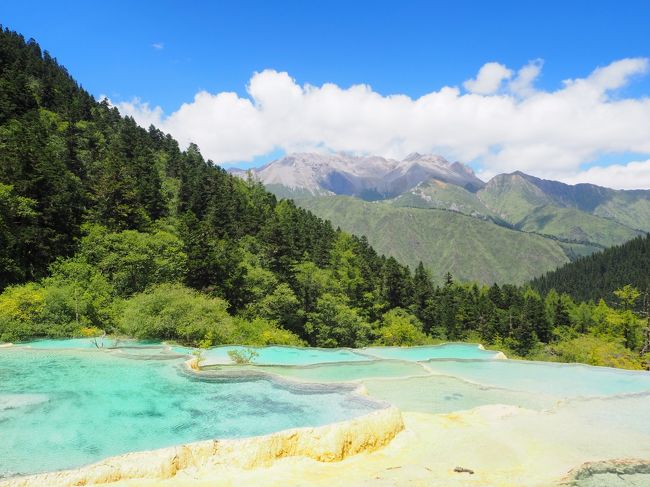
[230,152,485,199]
[231,153,650,284]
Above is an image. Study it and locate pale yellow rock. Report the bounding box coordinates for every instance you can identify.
[94,402,650,487]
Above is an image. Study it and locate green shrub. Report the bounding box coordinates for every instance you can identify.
[305,293,371,348]
[119,283,233,346]
[375,308,429,346]
[77,224,188,297]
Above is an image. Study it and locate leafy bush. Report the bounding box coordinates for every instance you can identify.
[0,283,45,341]
[119,284,303,347]
[229,317,304,346]
[119,284,233,346]
[305,293,371,347]
[375,308,429,346]
[534,335,645,370]
[77,225,188,296]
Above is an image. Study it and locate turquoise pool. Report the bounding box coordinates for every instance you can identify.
[199,343,503,366]
[0,348,383,478]
[199,345,371,366]
[14,340,506,363]
[16,337,165,350]
[424,359,650,397]
[361,344,501,361]
[4,341,650,481]
[215,360,430,383]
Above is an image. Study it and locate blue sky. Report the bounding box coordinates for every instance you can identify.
[4,1,648,110]
[3,1,650,187]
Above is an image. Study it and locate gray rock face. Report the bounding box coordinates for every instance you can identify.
[229,152,485,199]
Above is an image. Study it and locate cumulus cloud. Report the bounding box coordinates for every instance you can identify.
[565,159,650,190]
[115,57,650,188]
[508,59,543,97]
[463,62,513,94]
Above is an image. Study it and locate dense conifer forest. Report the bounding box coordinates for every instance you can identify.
[531,234,650,305]
[0,27,648,369]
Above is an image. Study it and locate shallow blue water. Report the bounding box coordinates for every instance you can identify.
[424,359,650,397]
[200,345,371,366]
[361,344,500,361]
[0,348,381,478]
[5,340,650,480]
[200,343,501,366]
[15,340,503,363]
[17,337,163,349]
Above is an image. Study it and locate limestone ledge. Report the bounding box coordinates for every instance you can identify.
[1,406,404,487]
[561,458,650,485]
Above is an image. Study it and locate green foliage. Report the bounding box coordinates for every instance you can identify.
[297,196,586,284]
[532,234,650,306]
[0,283,45,341]
[534,335,645,370]
[77,225,187,296]
[0,27,647,370]
[228,317,303,346]
[43,259,116,330]
[119,284,302,347]
[246,283,303,335]
[305,294,371,348]
[0,183,37,287]
[614,285,641,310]
[375,308,429,346]
[119,284,233,346]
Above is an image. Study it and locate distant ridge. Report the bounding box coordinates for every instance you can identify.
[230,152,650,284]
[229,152,485,200]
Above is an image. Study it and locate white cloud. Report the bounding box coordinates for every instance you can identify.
[115,58,650,188]
[118,98,164,128]
[508,59,543,97]
[152,42,164,50]
[565,159,650,190]
[463,62,512,94]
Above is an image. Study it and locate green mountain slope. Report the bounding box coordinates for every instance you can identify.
[389,175,640,248]
[390,179,497,219]
[500,172,650,232]
[297,196,596,284]
[592,194,650,232]
[476,172,554,223]
[516,205,641,248]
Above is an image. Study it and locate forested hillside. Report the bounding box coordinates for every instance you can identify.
[297,195,594,284]
[0,27,648,369]
[532,234,650,305]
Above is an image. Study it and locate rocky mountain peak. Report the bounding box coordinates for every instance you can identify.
[232,152,485,198]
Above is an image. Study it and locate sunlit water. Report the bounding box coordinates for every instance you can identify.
[200,345,370,366]
[423,359,650,398]
[360,343,500,361]
[3,339,650,482]
[0,347,382,478]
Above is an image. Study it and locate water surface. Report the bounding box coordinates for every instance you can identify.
[0,348,381,478]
